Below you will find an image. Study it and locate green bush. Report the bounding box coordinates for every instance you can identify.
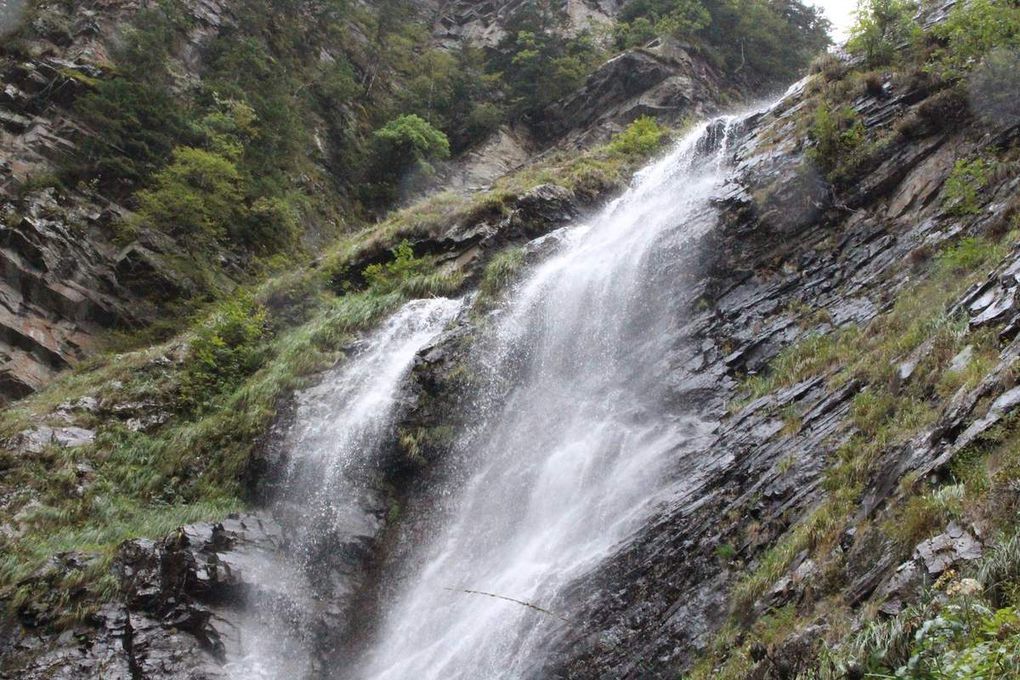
[362,240,433,293]
[179,294,267,413]
[807,101,865,175]
[942,158,991,217]
[243,196,301,253]
[608,116,669,157]
[487,4,605,117]
[136,147,245,242]
[614,17,658,49]
[74,78,195,190]
[933,0,1020,77]
[846,0,918,67]
[895,599,1020,678]
[373,114,451,169]
[655,0,712,38]
[464,102,505,143]
[364,114,451,205]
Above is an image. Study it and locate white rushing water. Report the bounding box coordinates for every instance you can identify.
[226,297,464,679]
[357,117,740,679]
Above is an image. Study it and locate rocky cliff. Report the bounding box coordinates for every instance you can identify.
[0,0,740,406]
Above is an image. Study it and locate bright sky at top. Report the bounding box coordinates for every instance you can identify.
[812,0,858,43]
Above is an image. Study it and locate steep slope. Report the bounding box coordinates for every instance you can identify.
[0,0,745,404]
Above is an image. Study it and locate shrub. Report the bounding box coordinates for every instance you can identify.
[242,196,301,253]
[942,158,991,217]
[373,114,451,169]
[487,4,605,118]
[608,116,669,157]
[846,0,918,67]
[179,294,267,413]
[362,240,433,293]
[614,16,657,49]
[933,0,1020,77]
[75,78,195,190]
[463,102,505,143]
[364,114,451,205]
[807,101,865,175]
[655,0,711,38]
[136,147,245,242]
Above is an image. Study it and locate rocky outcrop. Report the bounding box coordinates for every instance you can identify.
[1,515,297,680]
[0,188,143,403]
[0,0,234,403]
[430,0,618,49]
[535,40,727,147]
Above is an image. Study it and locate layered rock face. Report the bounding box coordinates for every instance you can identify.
[531,76,1020,678]
[0,0,233,404]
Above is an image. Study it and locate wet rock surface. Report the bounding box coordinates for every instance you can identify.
[536,41,726,147]
[0,514,295,679]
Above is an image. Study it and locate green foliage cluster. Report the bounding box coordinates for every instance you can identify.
[932,0,1020,77]
[846,0,919,68]
[617,0,710,47]
[178,294,267,414]
[824,533,1020,679]
[135,147,244,242]
[75,78,196,192]
[615,0,831,86]
[846,0,1020,77]
[361,240,434,293]
[807,101,865,175]
[364,115,452,206]
[943,157,992,217]
[607,116,669,157]
[809,0,1020,192]
[488,4,605,118]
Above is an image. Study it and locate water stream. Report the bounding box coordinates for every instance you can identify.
[236,112,743,678]
[227,298,464,678]
[358,117,739,679]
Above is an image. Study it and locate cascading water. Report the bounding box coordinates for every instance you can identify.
[356,116,740,679]
[225,298,463,679]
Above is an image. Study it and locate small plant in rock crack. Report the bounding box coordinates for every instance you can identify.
[942,157,992,217]
[715,543,738,562]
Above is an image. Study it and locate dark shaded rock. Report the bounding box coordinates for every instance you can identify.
[535,41,726,147]
[114,245,191,302]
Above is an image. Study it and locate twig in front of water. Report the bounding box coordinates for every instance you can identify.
[444,588,569,622]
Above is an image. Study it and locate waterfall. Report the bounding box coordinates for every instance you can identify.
[226,298,464,679]
[356,117,740,679]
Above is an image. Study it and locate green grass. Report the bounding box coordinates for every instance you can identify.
[0,236,450,624]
